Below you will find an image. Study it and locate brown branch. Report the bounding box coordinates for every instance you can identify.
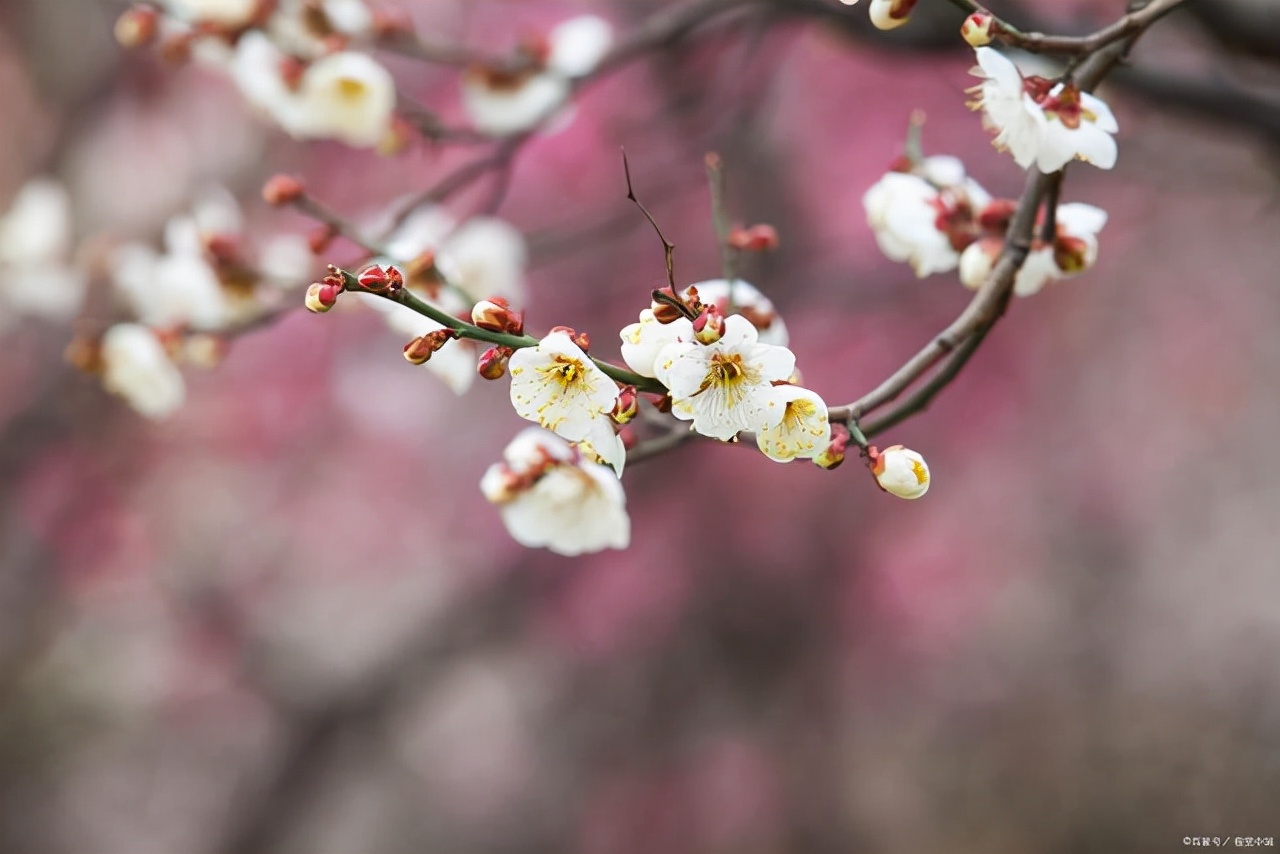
[828,33,1148,430]
[939,0,1188,55]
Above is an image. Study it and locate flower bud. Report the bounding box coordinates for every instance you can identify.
[693,305,726,345]
[958,236,1002,290]
[1053,234,1091,274]
[403,329,453,365]
[478,346,512,380]
[611,385,639,424]
[869,0,917,30]
[869,444,930,499]
[960,11,997,47]
[813,428,850,470]
[728,224,780,252]
[262,174,305,207]
[114,5,159,48]
[357,264,392,292]
[308,225,337,254]
[305,281,340,313]
[471,297,523,334]
[978,198,1018,233]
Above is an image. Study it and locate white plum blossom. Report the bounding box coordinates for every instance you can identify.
[228,33,395,148]
[872,445,930,499]
[0,177,87,328]
[267,0,373,58]
[380,204,527,305]
[289,51,396,148]
[959,202,1107,297]
[970,47,1118,172]
[461,15,613,137]
[619,309,694,378]
[509,330,621,443]
[682,279,789,347]
[863,157,991,278]
[654,314,795,442]
[868,0,916,30]
[100,323,186,419]
[481,428,630,556]
[161,0,259,27]
[434,217,528,305]
[755,386,832,463]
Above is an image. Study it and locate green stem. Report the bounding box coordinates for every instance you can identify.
[345,270,668,395]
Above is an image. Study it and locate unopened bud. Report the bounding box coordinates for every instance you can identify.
[262,174,305,207]
[65,335,104,374]
[478,346,512,380]
[471,297,523,334]
[960,11,997,47]
[693,305,726,345]
[958,236,1002,290]
[357,264,391,292]
[403,329,453,365]
[305,281,340,312]
[114,5,159,48]
[611,386,639,424]
[728,224,780,252]
[978,198,1018,233]
[813,427,850,470]
[308,224,337,254]
[1053,235,1092,274]
[868,444,930,499]
[869,0,917,30]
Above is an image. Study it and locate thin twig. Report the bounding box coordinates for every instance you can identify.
[622,149,678,292]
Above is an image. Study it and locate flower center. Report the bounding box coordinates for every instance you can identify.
[545,355,585,389]
[782,397,817,430]
[335,77,368,100]
[910,460,929,485]
[709,353,745,384]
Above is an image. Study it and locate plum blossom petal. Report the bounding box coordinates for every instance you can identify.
[481,428,629,556]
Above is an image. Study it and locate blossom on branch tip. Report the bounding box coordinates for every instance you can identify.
[460,15,613,137]
[654,314,795,442]
[228,34,394,148]
[481,428,630,556]
[969,47,1118,172]
[509,330,620,442]
[960,12,997,47]
[160,0,261,28]
[863,157,991,278]
[0,177,86,328]
[869,444,930,499]
[959,202,1107,296]
[681,279,788,347]
[100,324,186,419]
[868,0,917,31]
[755,386,832,463]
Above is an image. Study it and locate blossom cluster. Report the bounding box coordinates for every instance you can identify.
[116,0,613,147]
[33,0,1145,556]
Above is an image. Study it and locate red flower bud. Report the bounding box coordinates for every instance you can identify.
[478,346,512,380]
[262,174,305,207]
[728,224,780,252]
[114,5,159,48]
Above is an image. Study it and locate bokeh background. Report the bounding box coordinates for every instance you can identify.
[2,1,1280,852]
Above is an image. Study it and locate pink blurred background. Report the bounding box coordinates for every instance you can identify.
[2,1,1279,852]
